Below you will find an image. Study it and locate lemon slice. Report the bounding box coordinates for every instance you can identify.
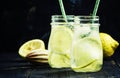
[71,38,102,69]
[72,60,102,72]
[48,52,70,68]
[48,26,73,68]
[18,39,45,58]
[48,26,73,55]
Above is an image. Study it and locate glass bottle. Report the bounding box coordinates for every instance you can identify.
[48,15,74,68]
[71,16,103,72]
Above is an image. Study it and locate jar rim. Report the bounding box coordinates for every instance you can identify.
[52,15,74,17]
[75,16,99,19]
[75,15,99,17]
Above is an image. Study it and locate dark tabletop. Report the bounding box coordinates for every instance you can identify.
[0,52,120,78]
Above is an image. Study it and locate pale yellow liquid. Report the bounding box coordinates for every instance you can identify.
[48,25,73,68]
[71,26,103,72]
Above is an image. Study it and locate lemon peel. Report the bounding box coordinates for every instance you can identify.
[100,32,119,57]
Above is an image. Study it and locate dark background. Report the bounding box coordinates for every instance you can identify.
[0,0,120,58]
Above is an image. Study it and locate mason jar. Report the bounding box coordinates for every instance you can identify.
[70,16,103,72]
[48,15,74,68]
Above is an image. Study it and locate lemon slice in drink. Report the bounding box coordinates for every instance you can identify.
[72,38,102,69]
[48,26,73,55]
[48,52,70,68]
[18,39,45,58]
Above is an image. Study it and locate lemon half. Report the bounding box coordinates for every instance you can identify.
[18,39,45,58]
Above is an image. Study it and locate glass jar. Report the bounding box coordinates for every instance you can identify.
[71,16,103,72]
[48,15,74,68]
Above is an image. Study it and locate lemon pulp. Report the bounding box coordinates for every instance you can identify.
[18,39,45,58]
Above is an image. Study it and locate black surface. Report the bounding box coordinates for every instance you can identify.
[0,52,120,78]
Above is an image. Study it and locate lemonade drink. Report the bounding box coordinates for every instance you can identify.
[48,15,74,68]
[71,16,103,72]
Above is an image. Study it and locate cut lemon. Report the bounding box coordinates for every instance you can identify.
[72,60,102,72]
[48,26,73,55]
[48,52,70,68]
[48,26,73,68]
[18,39,45,58]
